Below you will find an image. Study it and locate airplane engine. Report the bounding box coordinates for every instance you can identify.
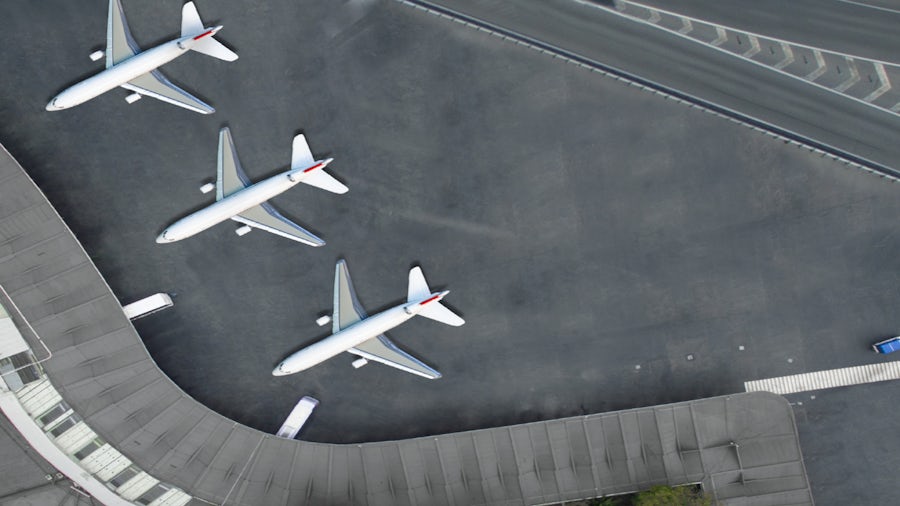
[89,50,105,61]
[235,225,252,236]
[351,358,368,369]
[125,93,142,104]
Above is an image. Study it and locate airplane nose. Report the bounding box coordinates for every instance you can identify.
[272,364,287,376]
[45,98,59,111]
[155,231,169,244]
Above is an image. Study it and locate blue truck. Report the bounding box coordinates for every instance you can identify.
[872,336,900,354]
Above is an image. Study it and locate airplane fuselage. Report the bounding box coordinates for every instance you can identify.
[46,29,215,111]
[157,162,328,243]
[273,293,447,376]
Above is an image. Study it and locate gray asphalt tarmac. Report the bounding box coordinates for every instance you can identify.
[413,0,900,173]
[1,6,900,502]
[629,0,900,63]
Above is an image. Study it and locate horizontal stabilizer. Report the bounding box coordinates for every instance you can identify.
[303,170,348,194]
[181,2,203,37]
[192,36,239,62]
[419,301,465,327]
[407,267,430,302]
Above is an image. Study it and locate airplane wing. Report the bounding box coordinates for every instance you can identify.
[350,335,442,379]
[216,127,251,200]
[121,70,215,114]
[231,203,325,247]
[106,0,140,67]
[332,260,367,334]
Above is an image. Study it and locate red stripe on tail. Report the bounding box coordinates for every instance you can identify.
[193,29,215,40]
[420,295,440,306]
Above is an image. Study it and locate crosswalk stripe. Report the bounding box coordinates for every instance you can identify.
[745,361,900,394]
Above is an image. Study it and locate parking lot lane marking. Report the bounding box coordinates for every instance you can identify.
[864,62,891,101]
[745,360,900,395]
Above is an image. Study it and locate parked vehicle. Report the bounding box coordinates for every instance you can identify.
[872,336,900,354]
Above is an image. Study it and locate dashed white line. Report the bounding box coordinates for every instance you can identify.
[745,361,900,395]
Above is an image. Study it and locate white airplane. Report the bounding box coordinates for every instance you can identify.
[46,0,237,114]
[157,127,347,245]
[273,260,465,379]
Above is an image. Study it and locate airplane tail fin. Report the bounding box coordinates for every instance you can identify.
[181,2,204,37]
[408,267,431,302]
[181,2,239,62]
[291,135,348,194]
[408,267,465,326]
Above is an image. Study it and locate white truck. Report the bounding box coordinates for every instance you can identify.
[122,293,173,320]
[276,396,319,439]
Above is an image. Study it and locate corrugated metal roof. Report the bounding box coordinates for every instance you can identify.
[0,145,813,505]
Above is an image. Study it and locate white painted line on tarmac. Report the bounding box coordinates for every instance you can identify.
[678,18,693,34]
[774,42,794,69]
[601,0,900,119]
[835,57,861,92]
[742,34,760,58]
[864,62,891,101]
[837,0,900,14]
[745,360,900,395]
[647,9,661,23]
[805,50,828,80]
[711,26,728,46]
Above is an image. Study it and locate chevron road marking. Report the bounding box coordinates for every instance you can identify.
[774,42,794,69]
[742,34,760,58]
[864,62,892,101]
[711,26,727,46]
[805,50,828,80]
[835,57,861,92]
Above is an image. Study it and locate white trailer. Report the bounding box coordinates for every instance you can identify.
[276,396,319,439]
[122,293,173,320]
